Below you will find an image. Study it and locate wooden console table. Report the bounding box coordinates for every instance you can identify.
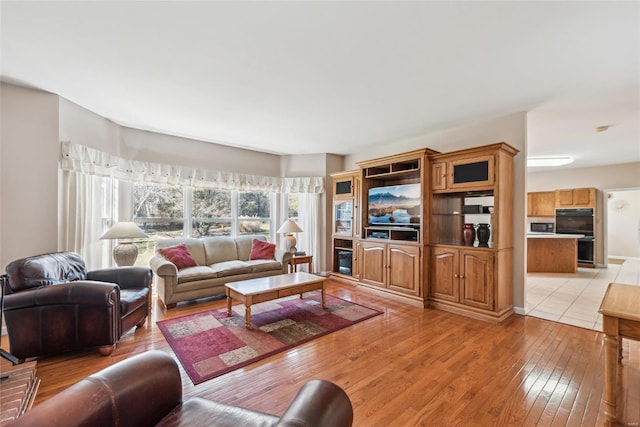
[598,283,640,422]
[0,361,40,425]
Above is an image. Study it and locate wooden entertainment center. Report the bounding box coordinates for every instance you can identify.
[330,142,518,322]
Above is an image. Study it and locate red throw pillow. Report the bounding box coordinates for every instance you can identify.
[159,244,198,270]
[249,239,276,260]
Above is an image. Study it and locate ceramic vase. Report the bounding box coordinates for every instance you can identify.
[462,223,476,246]
[477,223,491,244]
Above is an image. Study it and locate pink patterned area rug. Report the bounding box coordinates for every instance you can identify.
[157,291,382,384]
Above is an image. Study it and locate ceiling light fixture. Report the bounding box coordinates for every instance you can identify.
[527,157,574,167]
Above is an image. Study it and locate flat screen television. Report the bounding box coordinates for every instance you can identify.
[368,183,421,226]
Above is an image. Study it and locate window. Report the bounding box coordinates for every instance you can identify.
[192,188,232,237]
[133,183,184,265]
[287,193,299,222]
[131,184,274,264]
[238,191,271,237]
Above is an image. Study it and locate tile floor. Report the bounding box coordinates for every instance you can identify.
[526,259,640,331]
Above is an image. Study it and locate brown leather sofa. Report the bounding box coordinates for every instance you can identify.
[3,252,152,360]
[7,350,354,427]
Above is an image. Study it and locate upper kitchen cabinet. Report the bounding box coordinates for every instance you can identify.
[555,187,596,208]
[527,191,556,217]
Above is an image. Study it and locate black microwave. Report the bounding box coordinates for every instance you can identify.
[530,222,554,233]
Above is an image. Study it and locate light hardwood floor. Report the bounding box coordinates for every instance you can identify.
[2,278,638,426]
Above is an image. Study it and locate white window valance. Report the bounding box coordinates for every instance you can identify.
[61,141,324,193]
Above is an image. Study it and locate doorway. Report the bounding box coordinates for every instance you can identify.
[605,188,640,263]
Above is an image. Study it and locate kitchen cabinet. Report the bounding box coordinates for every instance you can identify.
[358,240,421,297]
[431,246,494,311]
[527,234,579,273]
[527,191,556,217]
[555,187,596,208]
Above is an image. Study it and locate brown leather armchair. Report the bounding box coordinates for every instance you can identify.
[7,350,354,427]
[3,252,152,360]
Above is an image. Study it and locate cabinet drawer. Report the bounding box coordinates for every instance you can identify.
[252,291,279,303]
[277,288,301,298]
[301,282,324,293]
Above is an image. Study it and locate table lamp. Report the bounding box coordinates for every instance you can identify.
[277,219,303,253]
[100,221,149,266]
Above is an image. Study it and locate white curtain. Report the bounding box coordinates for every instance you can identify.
[61,141,325,194]
[297,193,322,272]
[61,141,283,192]
[61,170,111,270]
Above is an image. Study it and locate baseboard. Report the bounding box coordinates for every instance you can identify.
[514,306,526,315]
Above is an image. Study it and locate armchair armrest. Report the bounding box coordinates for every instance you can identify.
[87,266,152,290]
[4,281,119,311]
[8,350,182,427]
[276,380,353,427]
[150,255,178,277]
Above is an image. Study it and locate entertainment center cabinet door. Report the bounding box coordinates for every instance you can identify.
[431,162,447,191]
[358,241,386,288]
[430,246,460,302]
[387,244,421,297]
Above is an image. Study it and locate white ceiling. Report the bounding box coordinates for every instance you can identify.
[2,1,638,169]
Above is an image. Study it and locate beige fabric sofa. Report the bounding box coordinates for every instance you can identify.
[150,235,292,309]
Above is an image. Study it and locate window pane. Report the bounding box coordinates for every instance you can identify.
[192,188,232,237]
[133,183,184,265]
[288,194,299,221]
[238,191,271,237]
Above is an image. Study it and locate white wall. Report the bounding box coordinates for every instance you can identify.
[1,83,60,268]
[606,189,640,259]
[527,162,640,191]
[120,127,281,177]
[345,112,528,312]
[59,97,121,152]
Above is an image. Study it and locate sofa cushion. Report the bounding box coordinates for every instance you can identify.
[120,287,149,317]
[177,266,219,283]
[156,397,279,427]
[235,235,264,261]
[249,239,276,260]
[159,244,198,270]
[203,237,239,265]
[6,252,88,293]
[156,238,207,266]
[246,260,283,273]
[210,260,252,277]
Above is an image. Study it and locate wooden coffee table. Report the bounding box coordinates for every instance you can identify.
[225,272,326,329]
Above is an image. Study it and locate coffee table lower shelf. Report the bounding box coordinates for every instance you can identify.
[225,272,326,329]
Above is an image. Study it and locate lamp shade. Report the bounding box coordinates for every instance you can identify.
[277,220,303,234]
[100,222,149,240]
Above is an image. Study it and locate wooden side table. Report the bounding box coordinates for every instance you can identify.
[598,282,640,422]
[288,255,313,274]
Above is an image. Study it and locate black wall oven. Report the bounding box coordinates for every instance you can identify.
[555,208,595,265]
